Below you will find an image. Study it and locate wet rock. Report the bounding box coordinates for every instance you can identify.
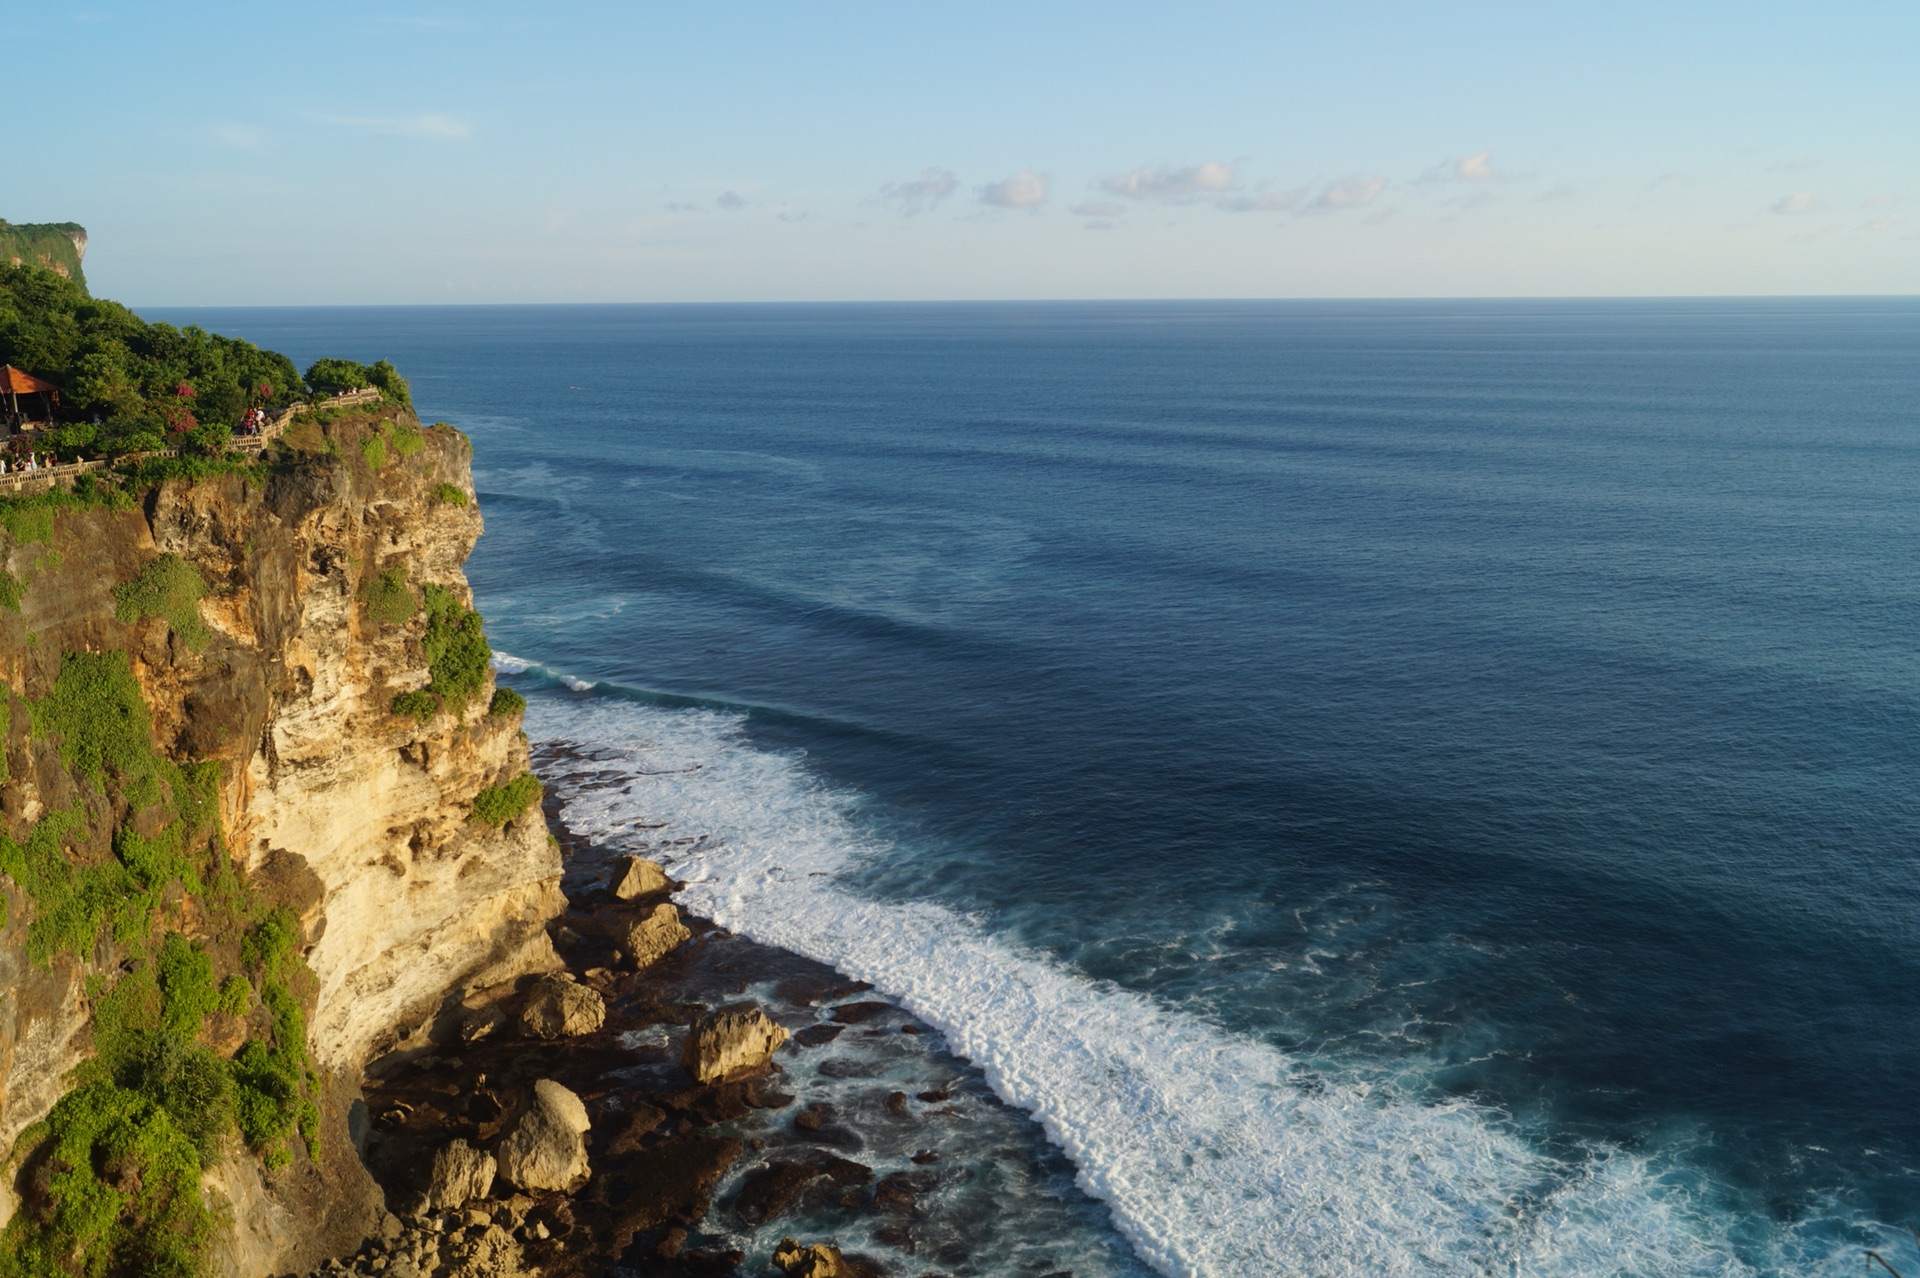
[609,854,670,899]
[874,1168,940,1213]
[608,1132,744,1252]
[910,1149,941,1165]
[829,1001,895,1024]
[497,1079,592,1192]
[681,1001,790,1084]
[794,1102,834,1132]
[518,972,606,1039]
[626,901,693,969]
[736,1153,874,1226]
[428,1139,496,1209]
[773,1237,849,1278]
[884,1091,910,1116]
[916,1088,952,1103]
[792,1023,845,1048]
[604,1102,667,1156]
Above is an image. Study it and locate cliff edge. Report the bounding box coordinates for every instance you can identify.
[0,223,87,291]
[0,404,564,1275]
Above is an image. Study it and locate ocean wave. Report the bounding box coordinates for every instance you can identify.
[517,681,1865,1278]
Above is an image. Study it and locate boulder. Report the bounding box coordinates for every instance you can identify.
[609,855,670,899]
[624,902,691,970]
[429,1139,496,1209]
[773,1238,848,1278]
[497,1079,591,1192]
[518,973,606,1039]
[681,1002,790,1084]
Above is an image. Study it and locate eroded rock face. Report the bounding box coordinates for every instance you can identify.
[497,1079,591,1192]
[429,1139,497,1210]
[682,1002,791,1084]
[625,901,692,970]
[518,973,605,1039]
[0,410,566,1274]
[609,855,669,899]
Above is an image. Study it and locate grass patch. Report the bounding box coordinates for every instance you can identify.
[0,567,22,612]
[114,453,265,491]
[359,433,387,471]
[385,419,425,458]
[470,772,542,827]
[113,554,212,651]
[360,567,415,627]
[432,482,469,507]
[487,687,526,718]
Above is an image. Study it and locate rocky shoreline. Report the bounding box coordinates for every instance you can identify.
[303,759,1072,1278]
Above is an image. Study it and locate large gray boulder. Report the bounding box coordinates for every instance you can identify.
[682,1002,791,1084]
[518,972,606,1039]
[624,901,692,970]
[428,1139,496,1209]
[497,1079,592,1192]
[609,855,670,899]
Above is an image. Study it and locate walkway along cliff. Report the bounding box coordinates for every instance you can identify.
[0,402,565,1275]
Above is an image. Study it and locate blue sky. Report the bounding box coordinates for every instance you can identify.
[7,1,1913,302]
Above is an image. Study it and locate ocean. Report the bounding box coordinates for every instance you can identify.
[153,299,1920,1276]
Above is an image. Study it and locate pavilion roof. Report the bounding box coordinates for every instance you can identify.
[0,366,57,395]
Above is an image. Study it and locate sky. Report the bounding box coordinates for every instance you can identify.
[5,1,1915,303]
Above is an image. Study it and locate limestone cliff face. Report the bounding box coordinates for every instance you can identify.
[0,409,563,1273]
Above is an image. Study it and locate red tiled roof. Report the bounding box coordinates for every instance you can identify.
[0,366,57,395]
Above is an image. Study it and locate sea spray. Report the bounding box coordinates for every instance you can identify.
[504,667,1852,1278]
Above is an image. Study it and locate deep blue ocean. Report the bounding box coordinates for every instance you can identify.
[155,300,1920,1276]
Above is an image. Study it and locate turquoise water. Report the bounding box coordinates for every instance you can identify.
[160,300,1920,1275]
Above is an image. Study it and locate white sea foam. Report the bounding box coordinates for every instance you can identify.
[521,687,1852,1278]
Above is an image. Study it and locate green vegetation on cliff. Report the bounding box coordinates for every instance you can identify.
[470,772,542,826]
[0,222,86,291]
[0,651,323,1278]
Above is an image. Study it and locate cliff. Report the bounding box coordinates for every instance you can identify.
[0,223,87,291]
[0,404,564,1275]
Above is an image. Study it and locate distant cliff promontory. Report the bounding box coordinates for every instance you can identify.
[0,223,87,292]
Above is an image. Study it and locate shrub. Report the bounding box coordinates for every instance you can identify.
[217,974,251,1017]
[433,482,469,506]
[367,359,411,406]
[470,772,542,826]
[360,433,387,471]
[421,583,490,708]
[487,687,526,718]
[113,553,212,651]
[389,689,438,721]
[303,357,369,395]
[361,567,415,626]
[241,906,301,981]
[183,418,232,457]
[0,567,22,611]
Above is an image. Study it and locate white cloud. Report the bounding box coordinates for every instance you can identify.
[1770,192,1817,215]
[317,112,470,140]
[1082,219,1117,231]
[1537,183,1577,202]
[717,190,746,209]
[1861,214,1901,232]
[1101,162,1234,201]
[1069,201,1127,218]
[1454,151,1497,181]
[1771,156,1821,172]
[1306,177,1386,212]
[878,168,960,216]
[979,170,1048,209]
[1422,151,1499,183]
[1864,193,1896,210]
